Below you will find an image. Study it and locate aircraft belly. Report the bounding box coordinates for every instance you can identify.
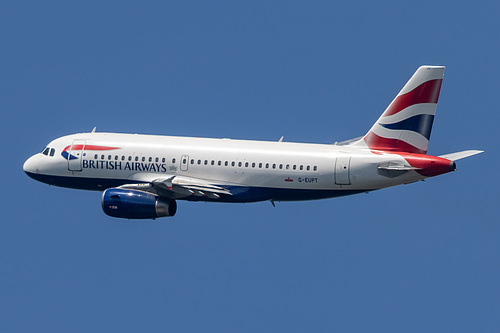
[26,171,365,203]
[186,186,366,203]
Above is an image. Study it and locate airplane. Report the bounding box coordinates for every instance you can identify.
[23,66,483,219]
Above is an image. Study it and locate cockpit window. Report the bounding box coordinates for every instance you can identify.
[42,147,56,157]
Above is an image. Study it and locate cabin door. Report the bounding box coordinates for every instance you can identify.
[68,140,86,172]
[335,153,351,185]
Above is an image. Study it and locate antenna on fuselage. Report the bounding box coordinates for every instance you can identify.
[91,127,96,133]
[278,136,284,142]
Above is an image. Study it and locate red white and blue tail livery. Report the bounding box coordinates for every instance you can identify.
[24,66,483,219]
[362,66,444,154]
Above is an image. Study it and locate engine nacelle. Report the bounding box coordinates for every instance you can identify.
[102,188,177,219]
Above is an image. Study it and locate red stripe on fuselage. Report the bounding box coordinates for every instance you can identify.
[63,145,121,152]
[383,79,442,117]
[401,153,454,177]
[372,150,454,177]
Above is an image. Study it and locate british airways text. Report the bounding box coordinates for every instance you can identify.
[83,160,168,172]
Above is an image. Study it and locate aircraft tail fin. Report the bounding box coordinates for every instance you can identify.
[362,66,445,154]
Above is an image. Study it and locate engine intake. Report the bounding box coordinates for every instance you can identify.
[102,188,177,219]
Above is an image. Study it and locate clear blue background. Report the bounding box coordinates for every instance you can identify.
[1,1,497,332]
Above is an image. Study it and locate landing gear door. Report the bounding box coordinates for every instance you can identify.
[335,153,351,185]
[68,140,86,171]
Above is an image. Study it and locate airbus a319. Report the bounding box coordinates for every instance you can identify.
[24,66,483,219]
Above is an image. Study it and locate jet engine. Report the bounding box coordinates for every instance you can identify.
[102,188,177,219]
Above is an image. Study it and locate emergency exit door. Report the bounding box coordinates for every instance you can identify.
[180,155,189,171]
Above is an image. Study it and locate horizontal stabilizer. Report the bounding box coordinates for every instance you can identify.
[439,150,484,161]
[378,163,420,171]
[377,165,419,171]
[377,163,420,178]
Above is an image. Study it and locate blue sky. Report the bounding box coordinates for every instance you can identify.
[1,1,498,332]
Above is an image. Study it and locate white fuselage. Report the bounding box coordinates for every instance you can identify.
[24,132,431,203]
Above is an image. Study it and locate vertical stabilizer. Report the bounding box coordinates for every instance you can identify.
[362,66,445,154]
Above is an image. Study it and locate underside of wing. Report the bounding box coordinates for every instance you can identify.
[118,174,232,200]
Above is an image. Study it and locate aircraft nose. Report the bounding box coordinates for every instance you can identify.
[23,155,39,174]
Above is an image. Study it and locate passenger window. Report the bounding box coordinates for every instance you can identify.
[218,161,221,166]
[306,165,310,171]
[245,162,248,167]
[149,157,152,162]
[162,158,165,163]
[101,155,105,160]
[172,158,176,163]
[238,162,242,167]
[286,164,290,170]
[115,155,118,160]
[191,159,194,164]
[204,160,208,165]
[122,156,125,161]
[155,157,159,163]
[279,164,283,169]
[231,161,235,167]
[183,158,187,164]
[142,157,145,162]
[313,166,317,171]
[300,165,303,170]
[266,163,269,168]
[252,162,255,168]
[293,165,297,170]
[94,154,98,159]
[259,163,262,168]
[128,156,132,161]
[225,161,228,166]
[272,164,276,169]
[198,160,201,165]
[108,155,111,160]
[211,160,215,165]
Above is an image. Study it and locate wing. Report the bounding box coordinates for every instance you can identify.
[117,173,232,200]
